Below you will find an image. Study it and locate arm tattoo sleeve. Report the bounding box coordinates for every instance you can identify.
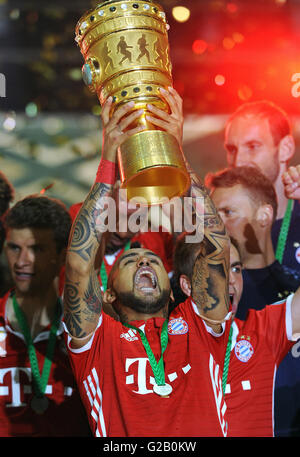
[186,163,230,318]
[64,182,113,338]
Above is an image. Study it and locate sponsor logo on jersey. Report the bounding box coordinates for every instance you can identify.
[120,328,139,342]
[125,357,192,396]
[168,318,189,335]
[234,339,254,363]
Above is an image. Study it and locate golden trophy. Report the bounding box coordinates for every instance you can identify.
[75,0,190,204]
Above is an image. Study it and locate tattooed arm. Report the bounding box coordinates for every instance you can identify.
[188,166,230,333]
[64,99,145,348]
[147,87,230,330]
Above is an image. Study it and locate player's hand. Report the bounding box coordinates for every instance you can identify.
[145,86,184,147]
[101,97,146,163]
[282,165,300,200]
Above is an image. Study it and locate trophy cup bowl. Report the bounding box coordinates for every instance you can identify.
[75,0,190,205]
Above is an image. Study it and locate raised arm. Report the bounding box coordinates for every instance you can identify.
[147,87,230,329]
[188,166,230,329]
[63,99,145,347]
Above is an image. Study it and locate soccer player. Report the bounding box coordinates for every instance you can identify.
[204,165,299,319]
[205,164,300,436]
[0,195,90,436]
[63,90,232,437]
[65,86,187,294]
[224,100,300,271]
[173,233,300,436]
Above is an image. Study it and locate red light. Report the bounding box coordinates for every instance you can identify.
[238,85,253,101]
[227,2,238,13]
[232,32,244,44]
[192,39,208,55]
[173,80,185,96]
[223,37,235,50]
[215,74,226,86]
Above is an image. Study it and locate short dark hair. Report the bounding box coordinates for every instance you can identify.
[225,100,291,146]
[205,165,278,221]
[173,232,200,286]
[0,171,14,216]
[4,195,72,252]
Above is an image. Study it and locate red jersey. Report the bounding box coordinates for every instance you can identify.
[0,291,90,436]
[64,297,231,437]
[226,296,295,437]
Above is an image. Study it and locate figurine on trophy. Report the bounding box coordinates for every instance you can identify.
[75,0,190,205]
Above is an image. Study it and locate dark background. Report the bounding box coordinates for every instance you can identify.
[1,0,300,205]
[1,0,300,115]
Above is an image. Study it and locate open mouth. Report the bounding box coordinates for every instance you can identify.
[14,271,34,281]
[229,293,238,314]
[134,266,158,293]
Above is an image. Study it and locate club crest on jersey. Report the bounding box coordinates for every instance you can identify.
[234,339,254,363]
[168,317,189,335]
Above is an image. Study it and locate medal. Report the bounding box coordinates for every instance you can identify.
[12,294,61,413]
[153,383,172,397]
[123,319,171,397]
[30,395,49,415]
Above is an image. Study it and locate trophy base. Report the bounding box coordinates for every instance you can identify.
[118,130,191,205]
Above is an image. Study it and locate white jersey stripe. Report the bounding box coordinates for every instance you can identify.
[91,368,107,437]
[87,375,96,396]
[91,408,99,424]
[83,370,106,437]
[87,375,101,412]
[83,380,93,407]
[209,354,228,437]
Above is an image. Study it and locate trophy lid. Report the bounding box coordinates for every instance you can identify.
[75,0,166,45]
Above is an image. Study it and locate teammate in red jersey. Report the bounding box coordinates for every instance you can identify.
[0,195,91,436]
[63,88,232,437]
[173,233,300,436]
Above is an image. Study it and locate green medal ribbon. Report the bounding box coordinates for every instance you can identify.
[99,240,131,291]
[275,199,294,264]
[12,293,61,399]
[222,324,233,395]
[123,319,169,387]
[125,316,232,395]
